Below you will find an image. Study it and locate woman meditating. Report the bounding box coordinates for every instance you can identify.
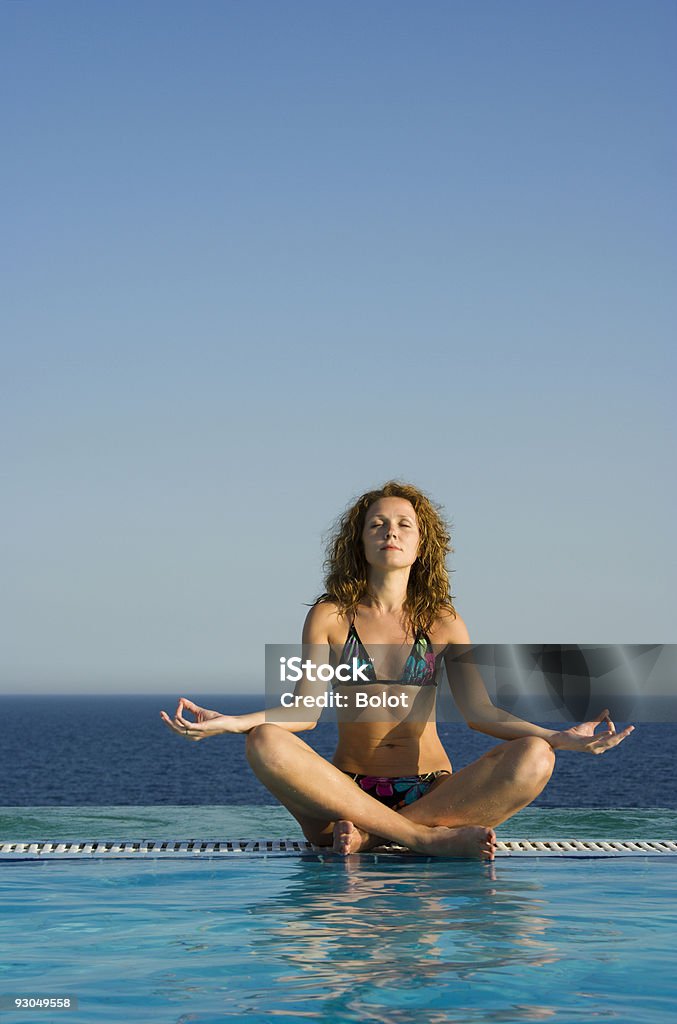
[161,481,634,860]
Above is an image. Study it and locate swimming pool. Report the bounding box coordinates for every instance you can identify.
[1,807,675,1023]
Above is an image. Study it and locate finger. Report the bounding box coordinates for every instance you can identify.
[177,704,199,724]
[175,712,196,729]
[599,712,615,735]
[593,710,615,735]
[594,726,635,752]
[161,711,181,729]
[161,717,186,736]
[177,714,208,737]
[610,725,635,741]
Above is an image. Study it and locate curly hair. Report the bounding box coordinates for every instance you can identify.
[317,481,456,635]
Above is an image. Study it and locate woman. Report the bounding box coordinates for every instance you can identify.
[161,481,634,860]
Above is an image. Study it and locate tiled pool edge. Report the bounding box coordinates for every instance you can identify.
[2,838,676,859]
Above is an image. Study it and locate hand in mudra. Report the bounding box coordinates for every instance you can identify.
[160,697,238,741]
[552,708,635,754]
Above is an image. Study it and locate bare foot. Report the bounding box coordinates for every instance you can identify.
[331,820,497,860]
[332,819,372,855]
[419,825,497,860]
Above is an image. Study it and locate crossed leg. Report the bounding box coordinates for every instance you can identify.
[337,733,556,854]
[245,725,555,860]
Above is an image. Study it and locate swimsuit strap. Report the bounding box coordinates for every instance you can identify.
[338,616,437,686]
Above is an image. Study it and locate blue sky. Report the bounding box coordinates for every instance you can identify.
[2,1,675,693]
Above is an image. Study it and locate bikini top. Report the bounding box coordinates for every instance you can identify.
[334,620,438,687]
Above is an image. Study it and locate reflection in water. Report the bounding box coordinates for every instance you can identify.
[241,858,565,1022]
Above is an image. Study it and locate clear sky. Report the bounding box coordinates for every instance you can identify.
[2,1,675,693]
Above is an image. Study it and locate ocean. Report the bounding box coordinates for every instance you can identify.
[1,694,673,807]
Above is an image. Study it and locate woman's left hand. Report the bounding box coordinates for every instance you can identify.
[551,708,635,754]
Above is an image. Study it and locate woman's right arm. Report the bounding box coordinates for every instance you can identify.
[160,698,318,739]
[160,604,335,740]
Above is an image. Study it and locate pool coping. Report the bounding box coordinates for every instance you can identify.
[2,838,676,859]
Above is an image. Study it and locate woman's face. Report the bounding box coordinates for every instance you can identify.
[361,497,421,570]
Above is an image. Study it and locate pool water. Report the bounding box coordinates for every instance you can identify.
[1,807,676,1023]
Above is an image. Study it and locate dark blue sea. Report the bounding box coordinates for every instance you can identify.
[1,695,674,807]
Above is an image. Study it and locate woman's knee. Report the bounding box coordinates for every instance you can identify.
[508,736,556,781]
[245,723,287,764]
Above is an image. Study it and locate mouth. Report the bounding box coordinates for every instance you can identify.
[380,545,402,551]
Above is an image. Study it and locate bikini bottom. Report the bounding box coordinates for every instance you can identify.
[341,769,451,811]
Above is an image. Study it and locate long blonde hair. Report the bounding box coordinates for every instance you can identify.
[317,481,456,635]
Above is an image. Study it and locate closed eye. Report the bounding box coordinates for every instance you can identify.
[369,520,414,528]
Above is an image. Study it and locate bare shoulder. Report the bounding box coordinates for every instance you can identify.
[302,600,348,644]
[430,607,471,646]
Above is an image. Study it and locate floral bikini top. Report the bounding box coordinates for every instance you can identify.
[334,620,438,687]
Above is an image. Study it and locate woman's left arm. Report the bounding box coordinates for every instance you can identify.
[442,615,635,753]
[464,702,635,753]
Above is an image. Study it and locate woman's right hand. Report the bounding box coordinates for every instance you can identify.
[160,697,243,741]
